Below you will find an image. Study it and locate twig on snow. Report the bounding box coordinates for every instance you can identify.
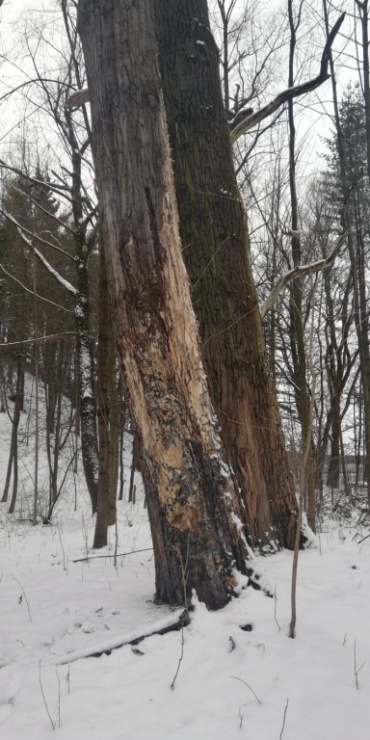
[229,675,262,704]
[354,640,366,690]
[11,574,32,622]
[72,547,153,563]
[279,699,289,740]
[39,660,56,731]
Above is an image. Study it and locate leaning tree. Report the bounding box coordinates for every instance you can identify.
[77,0,257,610]
[156,0,298,549]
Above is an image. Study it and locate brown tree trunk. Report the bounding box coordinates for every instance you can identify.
[106,298,118,525]
[78,0,250,609]
[6,355,23,513]
[156,0,297,549]
[128,433,139,505]
[327,400,340,490]
[93,246,114,548]
[286,0,316,533]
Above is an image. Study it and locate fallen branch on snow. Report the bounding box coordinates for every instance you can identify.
[56,609,189,664]
[72,547,153,563]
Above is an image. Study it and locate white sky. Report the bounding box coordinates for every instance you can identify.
[0,0,359,177]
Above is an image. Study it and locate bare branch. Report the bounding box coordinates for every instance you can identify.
[0,263,74,313]
[260,234,346,320]
[0,159,71,195]
[0,210,77,296]
[0,332,77,348]
[1,206,73,261]
[230,13,345,143]
[10,184,76,239]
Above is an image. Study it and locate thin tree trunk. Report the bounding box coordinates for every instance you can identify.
[7,355,23,513]
[65,108,99,514]
[128,433,138,504]
[156,0,297,550]
[33,253,39,526]
[327,400,340,490]
[339,428,351,497]
[107,296,118,525]
[118,399,126,501]
[93,246,112,548]
[287,0,316,533]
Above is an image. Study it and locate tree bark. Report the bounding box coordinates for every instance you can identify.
[156,0,297,549]
[106,295,119,525]
[93,246,114,548]
[78,0,249,609]
[65,102,99,515]
[2,355,22,507]
[327,399,340,490]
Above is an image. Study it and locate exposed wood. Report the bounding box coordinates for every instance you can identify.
[78,0,250,609]
[157,0,298,550]
[65,87,90,108]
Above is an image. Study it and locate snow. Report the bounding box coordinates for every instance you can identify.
[1,405,370,738]
[33,247,77,296]
[1,210,77,297]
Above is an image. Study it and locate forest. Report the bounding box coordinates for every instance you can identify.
[0,1,369,738]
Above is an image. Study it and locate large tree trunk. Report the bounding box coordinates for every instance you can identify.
[78,0,250,610]
[156,0,297,549]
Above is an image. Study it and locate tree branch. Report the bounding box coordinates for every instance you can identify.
[260,233,346,320]
[0,263,74,313]
[0,332,77,348]
[230,12,345,143]
[10,183,76,240]
[1,210,77,296]
[0,159,71,195]
[56,609,189,664]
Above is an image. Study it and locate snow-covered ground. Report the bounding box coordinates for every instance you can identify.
[1,400,370,739]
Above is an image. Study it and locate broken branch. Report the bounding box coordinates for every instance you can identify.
[230,13,345,143]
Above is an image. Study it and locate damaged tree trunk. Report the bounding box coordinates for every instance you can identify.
[78,0,249,610]
[156,0,297,549]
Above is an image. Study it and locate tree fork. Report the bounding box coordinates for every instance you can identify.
[78,0,250,610]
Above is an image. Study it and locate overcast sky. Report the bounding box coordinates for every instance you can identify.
[0,0,358,178]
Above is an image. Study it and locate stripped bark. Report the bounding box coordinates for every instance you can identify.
[78,0,250,609]
[156,0,297,549]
